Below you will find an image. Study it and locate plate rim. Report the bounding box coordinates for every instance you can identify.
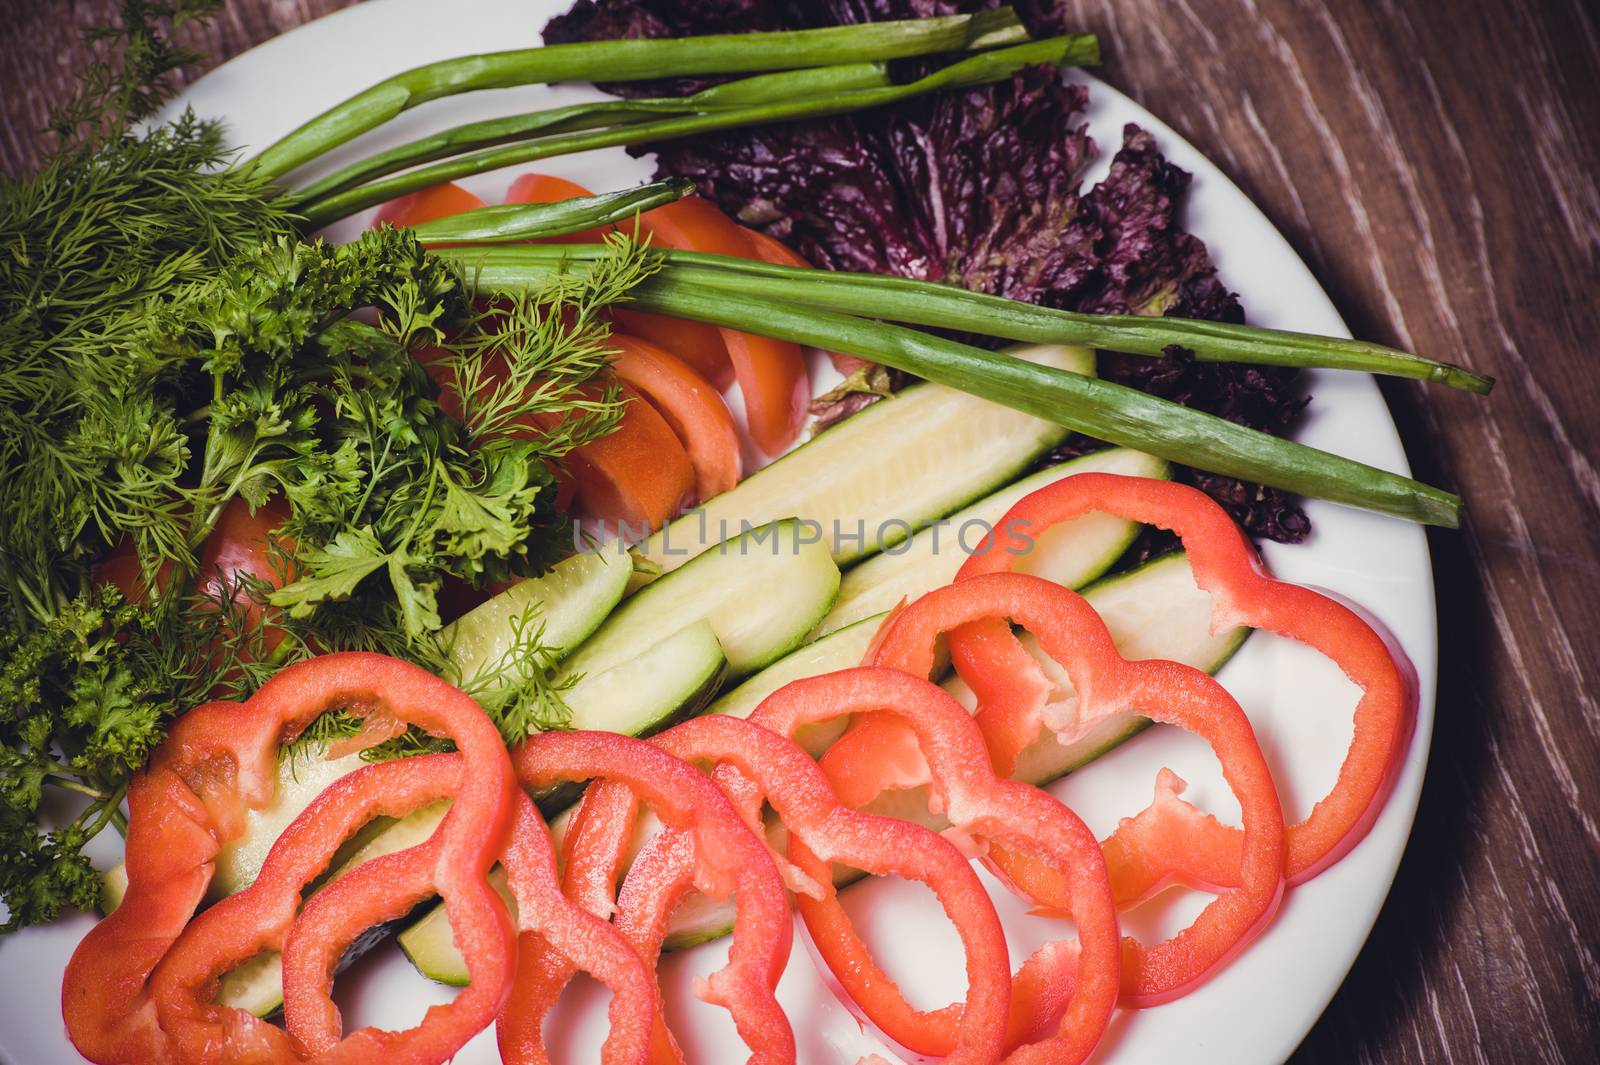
[6,3,1438,1063]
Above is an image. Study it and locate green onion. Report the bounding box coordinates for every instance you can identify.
[290,63,898,206]
[443,249,1461,528]
[483,245,1493,393]
[293,35,1100,228]
[406,179,694,244]
[246,7,1029,182]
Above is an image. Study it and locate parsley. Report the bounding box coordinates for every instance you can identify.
[0,220,651,931]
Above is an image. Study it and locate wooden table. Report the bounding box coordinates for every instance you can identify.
[3,2,1596,1062]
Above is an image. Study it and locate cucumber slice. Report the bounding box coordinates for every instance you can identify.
[635,344,1095,581]
[561,518,840,682]
[563,619,726,735]
[665,551,1249,948]
[439,549,632,687]
[707,613,885,758]
[816,448,1168,637]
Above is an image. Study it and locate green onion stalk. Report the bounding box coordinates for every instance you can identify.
[287,61,904,207]
[246,6,1030,182]
[290,34,1100,228]
[406,179,697,243]
[439,246,1464,528]
[456,244,1492,394]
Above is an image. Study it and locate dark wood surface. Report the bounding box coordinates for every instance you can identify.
[3,1,1597,1062]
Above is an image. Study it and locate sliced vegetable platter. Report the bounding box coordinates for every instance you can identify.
[0,1,1437,1063]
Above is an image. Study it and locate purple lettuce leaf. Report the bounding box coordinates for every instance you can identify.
[544,0,1311,542]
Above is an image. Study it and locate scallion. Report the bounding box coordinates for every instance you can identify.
[247,6,1029,181]
[293,35,1100,228]
[443,248,1462,528]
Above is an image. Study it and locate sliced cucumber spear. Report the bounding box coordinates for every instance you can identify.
[815,447,1167,637]
[707,613,886,758]
[563,518,840,681]
[400,549,1250,977]
[440,548,632,686]
[633,344,1094,584]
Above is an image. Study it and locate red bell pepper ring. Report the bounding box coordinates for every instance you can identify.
[279,784,657,1065]
[149,753,510,1064]
[950,472,1414,886]
[861,573,1286,1009]
[499,773,641,1054]
[584,714,1012,1065]
[750,667,1123,1065]
[62,652,517,1065]
[504,730,796,1065]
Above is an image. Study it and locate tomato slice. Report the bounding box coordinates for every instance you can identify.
[636,198,810,456]
[608,333,741,502]
[503,172,614,244]
[740,225,861,376]
[737,225,811,269]
[505,172,734,388]
[372,182,487,228]
[97,497,292,655]
[607,307,734,391]
[565,384,694,534]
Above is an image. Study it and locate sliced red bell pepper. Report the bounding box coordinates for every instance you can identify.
[608,332,742,502]
[491,787,659,1065]
[499,775,649,1062]
[274,779,657,1065]
[751,667,1123,1064]
[581,714,1012,1064]
[505,730,796,1065]
[148,753,510,1065]
[635,197,809,456]
[951,472,1415,886]
[62,652,517,1065]
[862,572,1286,1009]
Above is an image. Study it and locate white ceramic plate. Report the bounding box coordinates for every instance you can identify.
[0,1,1437,1062]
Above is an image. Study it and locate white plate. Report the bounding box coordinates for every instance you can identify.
[0,2,1437,1062]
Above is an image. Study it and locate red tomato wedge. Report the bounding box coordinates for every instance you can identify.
[635,197,810,456]
[566,384,695,534]
[372,181,487,228]
[97,497,292,656]
[740,225,863,376]
[608,307,735,391]
[608,333,741,502]
[503,172,614,244]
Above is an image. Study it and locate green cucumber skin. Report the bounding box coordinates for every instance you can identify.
[815,447,1168,638]
[706,613,884,757]
[635,344,1095,580]
[439,549,632,686]
[563,518,841,682]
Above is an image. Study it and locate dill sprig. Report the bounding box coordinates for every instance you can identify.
[0,224,650,931]
[47,0,224,145]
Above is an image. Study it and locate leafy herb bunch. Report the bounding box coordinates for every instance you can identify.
[0,3,647,930]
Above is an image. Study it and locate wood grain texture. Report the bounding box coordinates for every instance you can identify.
[2,1,1596,1062]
